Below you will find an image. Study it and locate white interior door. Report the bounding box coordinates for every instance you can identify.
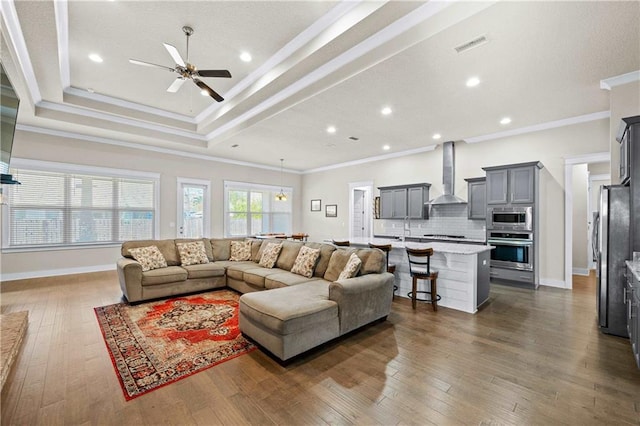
[349,182,373,240]
[177,178,211,238]
[353,189,365,238]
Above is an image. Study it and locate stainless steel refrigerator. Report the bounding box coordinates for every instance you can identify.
[594,185,630,337]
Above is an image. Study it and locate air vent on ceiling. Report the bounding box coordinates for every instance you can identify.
[454,35,488,53]
[348,136,359,141]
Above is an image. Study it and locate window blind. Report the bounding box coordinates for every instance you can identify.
[6,168,157,248]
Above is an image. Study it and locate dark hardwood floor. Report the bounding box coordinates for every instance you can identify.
[1,271,639,425]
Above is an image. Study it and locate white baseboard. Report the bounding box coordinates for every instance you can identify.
[572,268,590,276]
[539,278,567,288]
[1,264,115,282]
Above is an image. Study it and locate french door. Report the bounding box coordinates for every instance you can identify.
[177,178,210,238]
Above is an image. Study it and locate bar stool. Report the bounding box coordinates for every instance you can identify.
[406,247,440,311]
[291,233,308,241]
[332,240,350,247]
[369,243,397,298]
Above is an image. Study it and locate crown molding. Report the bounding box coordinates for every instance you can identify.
[600,70,640,91]
[1,0,42,103]
[464,111,610,144]
[303,144,438,174]
[36,101,207,143]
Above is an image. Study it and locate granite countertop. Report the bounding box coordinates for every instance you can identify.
[373,234,487,244]
[345,237,494,255]
[626,260,640,281]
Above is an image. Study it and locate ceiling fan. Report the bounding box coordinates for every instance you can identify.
[129,26,231,102]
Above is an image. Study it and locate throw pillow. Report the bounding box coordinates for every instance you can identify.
[290,246,321,278]
[176,241,209,266]
[258,243,283,268]
[129,245,168,272]
[338,253,361,280]
[230,240,252,261]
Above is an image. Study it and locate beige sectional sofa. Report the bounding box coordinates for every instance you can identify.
[117,238,394,361]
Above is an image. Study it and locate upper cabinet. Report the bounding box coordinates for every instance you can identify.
[378,183,430,219]
[465,177,486,219]
[483,162,543,205]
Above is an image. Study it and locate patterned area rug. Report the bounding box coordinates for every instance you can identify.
[94,290,256,400]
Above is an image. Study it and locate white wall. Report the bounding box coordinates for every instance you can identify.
[302,119,610,285]
[0,130,302,280]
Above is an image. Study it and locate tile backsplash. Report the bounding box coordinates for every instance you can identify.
[377,204,485,240]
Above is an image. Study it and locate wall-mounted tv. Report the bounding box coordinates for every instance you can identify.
[1,61,21,184]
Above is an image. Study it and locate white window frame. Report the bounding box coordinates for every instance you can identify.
[223,180,293,238]
[176,177,211,238]
[1,158,160,252]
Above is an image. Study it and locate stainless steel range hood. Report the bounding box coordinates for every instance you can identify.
[428,141,467,205]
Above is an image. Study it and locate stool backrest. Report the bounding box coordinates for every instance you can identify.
[291,233,306,241]
[406,247,434,276]
[369,243,392,270]
[332,240,350,247]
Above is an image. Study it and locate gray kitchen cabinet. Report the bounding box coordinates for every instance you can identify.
[378,183,430,219]
[465,177,486,219]
[626,263,640,369]
[483,162,542,205]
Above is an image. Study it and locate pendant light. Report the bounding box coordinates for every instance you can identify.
[275,158,287,201]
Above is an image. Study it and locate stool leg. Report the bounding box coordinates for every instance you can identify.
[431,277,438,312]
[412,276,417,310]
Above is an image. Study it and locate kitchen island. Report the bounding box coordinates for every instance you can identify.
[347,237,493,314]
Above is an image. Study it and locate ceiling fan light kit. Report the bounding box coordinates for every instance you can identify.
[129,25,231,102]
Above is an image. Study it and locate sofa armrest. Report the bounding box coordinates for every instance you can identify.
[117,258,143,302]
[329,272,394,334]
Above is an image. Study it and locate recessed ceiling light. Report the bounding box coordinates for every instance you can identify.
[201,90,209,96]
[466,77,480,87]
[381,106,392,116]
[500,117,512,125]
[327,126,336,134]
[432,133,441,140]
[239,52,252,62]
[383,145,390,150]
[89,53,103,63]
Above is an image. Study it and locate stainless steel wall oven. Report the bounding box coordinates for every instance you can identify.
[487,231,533,271]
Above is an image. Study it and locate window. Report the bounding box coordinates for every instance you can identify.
[224,181,292,237]
[2,159,159,249]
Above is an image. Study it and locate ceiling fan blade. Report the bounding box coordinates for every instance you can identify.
[194,79,224,102]
[167,78,186,93]
[163,43,186,67]
[129,59,174,72]
[197,70,232,78]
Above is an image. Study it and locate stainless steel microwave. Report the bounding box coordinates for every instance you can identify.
[488,206,532,231]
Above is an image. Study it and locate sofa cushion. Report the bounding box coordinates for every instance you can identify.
[176,241,209,266]
[290,246,321,278]
[182,263,226,279]
[275,241,304,271]
[175,238,213,262]
[243,267,286,288]
[122,239,179,266]
[304,242,337,278]
[240,282,338,335]
[323,249,356,282]
[248,239,263,262]
[259,243,283,268]
[338,253,361,280]
[141,266,188,286]
[356,248,386,275]
[230,241,252,261]
[254,238,279,262]
[265,272,321,289]
[225,261,261,280]
[129,246,168,272]
[210,238,244,261]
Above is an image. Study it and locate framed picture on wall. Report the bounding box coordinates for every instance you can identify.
[311,199,321,211]
[325,204,337,217]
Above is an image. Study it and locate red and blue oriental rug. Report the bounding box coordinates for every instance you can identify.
[94,290,255,400]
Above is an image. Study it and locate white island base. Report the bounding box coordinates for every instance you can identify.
[349,238,492,314]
